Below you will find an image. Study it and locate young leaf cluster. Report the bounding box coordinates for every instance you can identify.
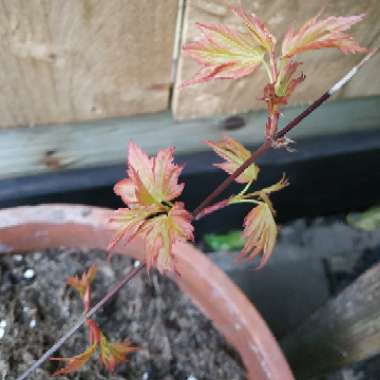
[183,5,366,142]
[109,5,366,274]
[51,266,136,375]
[109,142,194,273]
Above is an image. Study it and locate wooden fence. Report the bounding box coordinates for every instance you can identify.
[0,0,379,180]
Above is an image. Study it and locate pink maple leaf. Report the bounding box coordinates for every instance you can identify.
[99,334,137,373]
[207,136,259,184]
[240,176,289,268]
[51,344,97,376]
[282,12,367,58]
[110,143,193,273]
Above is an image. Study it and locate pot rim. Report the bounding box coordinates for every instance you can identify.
[0,204,294,380]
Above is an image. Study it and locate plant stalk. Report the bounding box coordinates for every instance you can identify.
[15,263,145,380]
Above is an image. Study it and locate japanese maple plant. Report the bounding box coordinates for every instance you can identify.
[50,266,136,375]
[18,4,375,379]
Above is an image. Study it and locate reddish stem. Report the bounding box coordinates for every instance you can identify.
[192,91,330,218]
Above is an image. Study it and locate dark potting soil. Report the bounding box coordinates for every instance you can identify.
[0,249,245,380]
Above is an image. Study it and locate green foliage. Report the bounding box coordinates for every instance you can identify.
[203,230,244,252]
[347,205,380,231]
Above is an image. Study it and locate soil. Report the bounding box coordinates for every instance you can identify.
[0,249,246,380]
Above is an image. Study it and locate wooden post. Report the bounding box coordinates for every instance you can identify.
[281,262,380,379]
[0,0,178,127]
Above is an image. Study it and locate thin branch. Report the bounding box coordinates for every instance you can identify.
[15,263,145,380]
[192,49,377,219]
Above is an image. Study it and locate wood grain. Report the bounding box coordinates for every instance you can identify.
[173,0,380,120]
[0,0,178,127]
[282,261,380,378]
[0,96,379,180]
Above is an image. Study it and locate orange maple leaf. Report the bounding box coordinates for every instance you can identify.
[108,204,164,251]
[110,202,193,273]
[257,174,289,197]
[114,142,184,207]
[182,18,267,85]
[67,265,97,311]
[99,334,137,373]
[67,265,97,297]
[141,202,194,272]
[240,202,277,269]
[181,5,278,86]
[274,60,305,100]
[240,176,289,268]
[207,136,259,184]
[230,6,276,53]
[282,11,367,58]
[52,273,136,376]
[51,343,97,376]
[111,143,194,273]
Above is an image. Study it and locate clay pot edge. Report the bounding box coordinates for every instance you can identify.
[0,204,294,380]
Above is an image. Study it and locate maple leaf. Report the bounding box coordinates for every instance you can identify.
[258,174,289,197]
[110,203,194,273]
[182,22,265,86]
[114,142,184,207]
[230,5,276,53]
[108,204,164,251]
[67,265,97,297]
[51,343,97,376]
[141,202,194,273]
[67,265,97,311]
[239,176,289,268]
[207,136,259,183]
[99,334,137,373]
[111,143,194,273]
[240,202,277,269]
[274,60,305,99]
[51,276,137,375]
[282,11,367,58]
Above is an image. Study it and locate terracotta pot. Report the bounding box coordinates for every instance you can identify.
[0,204,294,380]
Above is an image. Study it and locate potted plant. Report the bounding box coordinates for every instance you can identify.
[0,4,375,380]
[0,204,293,379]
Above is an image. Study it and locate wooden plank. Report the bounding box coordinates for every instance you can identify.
[173,0,380,120]
[0,96,379,180]
[281,262,380,379]
[0,0,178,128]
[1,127,380,211]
